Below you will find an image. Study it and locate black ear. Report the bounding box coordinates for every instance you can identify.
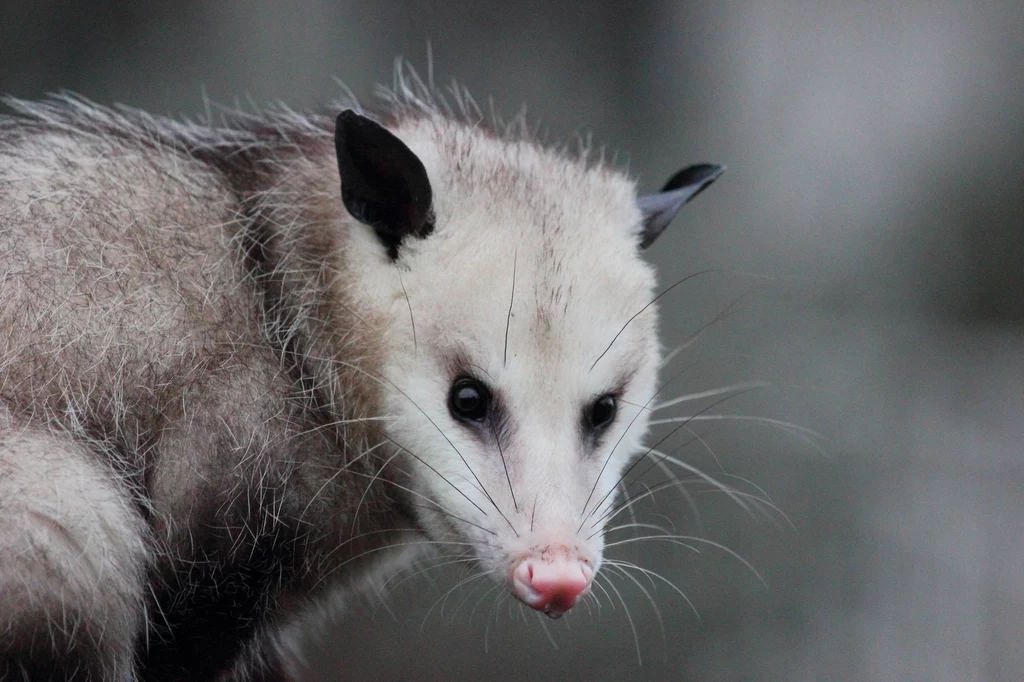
[334,110,434,259]
[637,163,725,249]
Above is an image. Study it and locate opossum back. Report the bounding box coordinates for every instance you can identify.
[0,108,262,445]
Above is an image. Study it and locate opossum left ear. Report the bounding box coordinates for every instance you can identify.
[637,164,725,249]
[334,110,434,259]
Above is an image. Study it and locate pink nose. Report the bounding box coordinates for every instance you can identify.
[510,556,594,618]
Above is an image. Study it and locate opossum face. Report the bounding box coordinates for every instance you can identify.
[336,112,722,617]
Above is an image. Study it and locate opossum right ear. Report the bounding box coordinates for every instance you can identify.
[334,110,434,259]
[637,163,725,248]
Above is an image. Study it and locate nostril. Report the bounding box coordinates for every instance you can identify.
[509,555,593,618]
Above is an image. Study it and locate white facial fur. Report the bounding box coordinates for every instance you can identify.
[346,115,661,602]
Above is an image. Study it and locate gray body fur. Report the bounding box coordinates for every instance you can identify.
[0,96,409,680]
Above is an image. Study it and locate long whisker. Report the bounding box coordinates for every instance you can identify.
[658,290,754,370]
[313,529,437,580]
[333,359,508,522]
[612,417,725,529]
[652,380,771,412]
[470,582,504,624]
[583,386,765,530]
[647,414,828,454]
[579,588,600,617]
[664,422,725,473]
[354,417,488,517]
[336,360,492,497]
[643,425,714,529]
[482,587,508,652]
[589,269,710,372]
[653,456,702,526]
[603,558,701,623]
[536,608,560,650]
[398,270,417,356]
[489,416,518,514]
[503,248,517,367]
[296,441,386,526]
[602,571,642,665]
[377,553,476,601]
[422,571,490,630]
[345,461,498,536]
[603,522,673,535]
[603,563,666,651]
[405,501,498,537]
[617,480,641,564]
[643,448,751,516]
[350,449,403,535]
[452,567,496,620]
[720,472,774,502]
[688,486,795,528]
[585,410,742,534]
[589,480,698,539]
[441,571,491,621]
[599,470,786,534]
[606,534,766,587]
[590,573,615,613]
[314,539,477,591]
[578,395,653,525]
[280,413,395,445]
[578,355,705,526]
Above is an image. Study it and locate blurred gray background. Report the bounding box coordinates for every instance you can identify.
[3,1,1022,680]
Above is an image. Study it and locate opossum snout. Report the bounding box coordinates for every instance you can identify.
[509,550,594,619]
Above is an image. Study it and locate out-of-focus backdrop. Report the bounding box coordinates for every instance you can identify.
[3,2,1021,680]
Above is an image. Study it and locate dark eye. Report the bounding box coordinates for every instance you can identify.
[448,377,490,422]
[588,395,617,430]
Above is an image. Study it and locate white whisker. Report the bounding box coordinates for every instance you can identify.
[653,380,771,412]
[606,534,766,587]
[648,414,828,455]
[602,570,642,666]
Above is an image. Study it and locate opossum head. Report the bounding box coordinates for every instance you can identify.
[336,110,722,617]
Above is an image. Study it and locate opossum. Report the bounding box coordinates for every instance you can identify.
[0,72,723,681]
